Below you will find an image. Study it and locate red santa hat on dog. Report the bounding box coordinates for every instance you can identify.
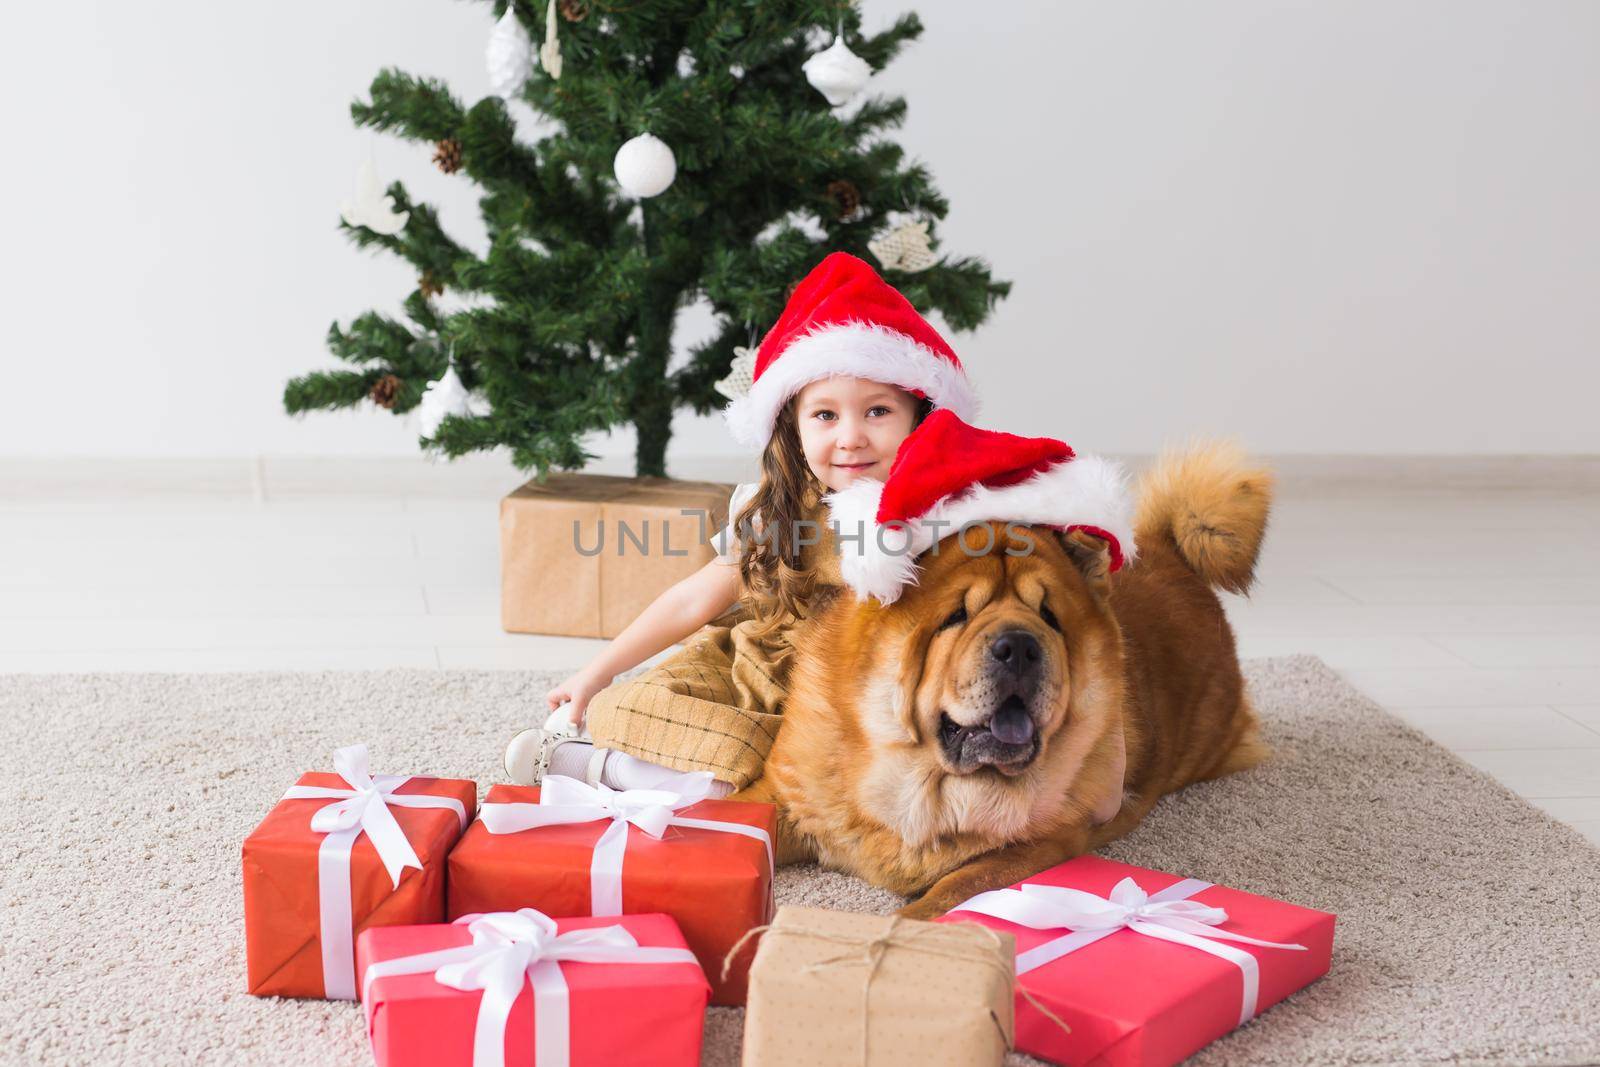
[825,409,1136,604]
[722,252,978,448]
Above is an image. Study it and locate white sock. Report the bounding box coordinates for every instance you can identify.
[546,738,599,781]
[604,749,734,797]
[545,738,732,798]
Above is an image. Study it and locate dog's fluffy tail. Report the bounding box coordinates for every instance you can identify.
[1134,442,1273,595]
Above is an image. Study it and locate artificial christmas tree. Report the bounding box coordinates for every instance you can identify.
[284,0,1008,479]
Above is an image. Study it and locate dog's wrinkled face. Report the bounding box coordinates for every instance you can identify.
[814,521,1126,856]
[883,523,1119,780]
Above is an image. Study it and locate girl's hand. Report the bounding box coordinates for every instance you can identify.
[545,669,612,729]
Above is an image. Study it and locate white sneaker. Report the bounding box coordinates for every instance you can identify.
[503,704,606,786]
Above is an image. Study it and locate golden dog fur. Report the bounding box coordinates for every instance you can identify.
[730,443,1274,918]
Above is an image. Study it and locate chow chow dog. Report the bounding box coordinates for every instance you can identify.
[730,444,1273,918]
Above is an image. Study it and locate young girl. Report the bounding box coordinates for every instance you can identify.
[504,252,979,793]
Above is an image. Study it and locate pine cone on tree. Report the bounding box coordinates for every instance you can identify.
[369,374,403,409]
[827,179,862,220]
[559,0,588,21]
[433,138,464,174]
[419,271,445,298]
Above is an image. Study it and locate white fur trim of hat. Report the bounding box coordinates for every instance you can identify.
[722,321,978,448]
[824,454,1136,605]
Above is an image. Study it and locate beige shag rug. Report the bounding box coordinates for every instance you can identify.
[3,657,1598,1066]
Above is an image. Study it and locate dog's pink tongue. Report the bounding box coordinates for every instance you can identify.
[990,697,1035,745]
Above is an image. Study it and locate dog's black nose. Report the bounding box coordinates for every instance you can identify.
[989,630,1041,673]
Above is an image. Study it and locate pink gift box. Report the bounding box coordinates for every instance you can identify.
[938,855,1335,1067]
[355,912,709,1067]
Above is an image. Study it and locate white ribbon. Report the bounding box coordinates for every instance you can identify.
[479,773,773,918]
[360,909,700,1067]
[281,744,469,1000]
[953,875,1307,1026]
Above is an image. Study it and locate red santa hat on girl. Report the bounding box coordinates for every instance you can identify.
[722,252,979,448]
[824,409,1136,604]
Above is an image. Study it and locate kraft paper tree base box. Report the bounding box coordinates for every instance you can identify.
[355,912,709,1067]
[447,782,775,1006]
[242,762,477,1000]
[937,854,1337,1067]
[500,473,733,638]
[742,905,1017,1067]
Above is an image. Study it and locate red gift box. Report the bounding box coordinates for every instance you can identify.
[447,778,775,1006]
[242,745,476,999]
[937,855,1336,1067]
[356,911,709,1067]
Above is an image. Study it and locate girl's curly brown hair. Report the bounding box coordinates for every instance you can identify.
[735,394,934,635]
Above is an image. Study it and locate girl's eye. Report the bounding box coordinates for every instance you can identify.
[813,410,836,422]
[868,405,891,417]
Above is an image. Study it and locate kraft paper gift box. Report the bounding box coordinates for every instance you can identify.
[499,473,733,638]
[741,905,1017,1067]
[242,744,476,999]
[355,910,709,1067]
[937,854,1337,1067]
[447,776,775,1006]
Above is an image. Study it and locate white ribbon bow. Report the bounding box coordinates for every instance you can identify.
[360,909,701,1067]
[954,875,1307,1026]
[281,744,469,1000]
[479,774,773,917]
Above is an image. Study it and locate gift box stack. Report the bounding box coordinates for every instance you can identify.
[242,745,1336,1067]
[242,743,774,1067]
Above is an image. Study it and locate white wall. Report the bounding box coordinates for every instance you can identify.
[3,0,1597,462]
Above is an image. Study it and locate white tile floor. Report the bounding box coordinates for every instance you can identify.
[4,454,1598,845]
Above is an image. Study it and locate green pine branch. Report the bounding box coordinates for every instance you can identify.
[351,69,466,142]
[283,370,380,414]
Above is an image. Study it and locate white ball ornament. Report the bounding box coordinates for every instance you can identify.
[613,133,676,198]
[803,35,872,107]
[485,5,534,98]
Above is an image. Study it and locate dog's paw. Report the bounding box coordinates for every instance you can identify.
[895,895,947,921]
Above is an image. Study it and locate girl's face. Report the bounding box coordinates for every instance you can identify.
[794,377,919,492]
